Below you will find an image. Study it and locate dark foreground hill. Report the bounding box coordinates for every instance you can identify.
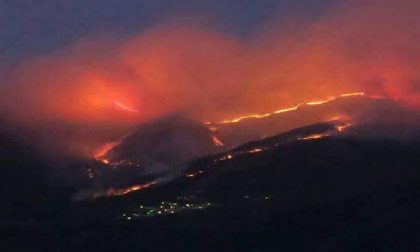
[2,121,419,251]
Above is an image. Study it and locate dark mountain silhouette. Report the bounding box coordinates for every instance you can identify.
[34,121,420,251]
[2,103,420,251]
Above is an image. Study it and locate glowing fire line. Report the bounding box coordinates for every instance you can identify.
[92,132,134,163]
[87,181,157,199]
[211,135,225,147]
[113,100,139,113]
[298,133,331,141]
[93,140,122,161]
[108,181,157,196]
[213,92,366,124]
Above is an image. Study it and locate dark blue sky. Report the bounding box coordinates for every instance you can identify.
[0,0,337,63]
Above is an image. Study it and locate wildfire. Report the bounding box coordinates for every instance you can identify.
[340,92,365,97]
[211,135,225,147]
[92,132,133,163]
[74,181,158,200]
[185,170,204,178]
[106,181,157,197]
[297,121,353,141]
[113,100,139,113]
[218,154,233,162]
[298,133,331,141]
[218,105,300,124]
[336,123,352,132]
[213,92,366,124]
[93,140,122,162]
[249,148,264,154]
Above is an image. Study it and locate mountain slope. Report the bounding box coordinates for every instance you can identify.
[55,123,420,251]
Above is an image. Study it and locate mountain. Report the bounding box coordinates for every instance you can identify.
[4,96,420,251]
[33,120,420,251]
[73,115,225,199]
[2,114,420,251]
[92,95,420,189]
[0,120,73,230]
[106,115,221,168]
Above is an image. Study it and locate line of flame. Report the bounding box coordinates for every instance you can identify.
[113,100,139,113]
[213,92,366,124]
[106,181,157,197]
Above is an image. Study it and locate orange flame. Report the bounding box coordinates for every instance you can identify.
[211,135,225,147]
[93,140,122,162]
[106,181,157,197]
[113,100,140,113]
[336,123,352,132]
[298,133,331,141]
[213,92,366,124]
[249,148,264,154]
[185,170,204,179]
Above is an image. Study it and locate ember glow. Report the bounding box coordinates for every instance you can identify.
[113,100,139,113]
[336,123,352,133]
[105,181,156,197]
[73,181,158,200]
[298,133,331,141]
[213,92,366,124]
[185,170,204,179]
[249,148,264,154]
[218,154,233,162]
[211,135,225,147]
[93,140,122,160]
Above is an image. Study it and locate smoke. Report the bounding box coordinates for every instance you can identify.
[1,0,420,155]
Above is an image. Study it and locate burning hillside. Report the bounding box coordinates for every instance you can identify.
[93,92,383,165]
[1,0,420,222]
[211,92,366,124]
[2,0,420,250]
[76,93,420,200]
[0,0,419,173]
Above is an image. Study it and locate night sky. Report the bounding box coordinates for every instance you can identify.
[0,0,336,62]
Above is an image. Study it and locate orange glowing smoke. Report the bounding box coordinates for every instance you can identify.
[1,0,420,130]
